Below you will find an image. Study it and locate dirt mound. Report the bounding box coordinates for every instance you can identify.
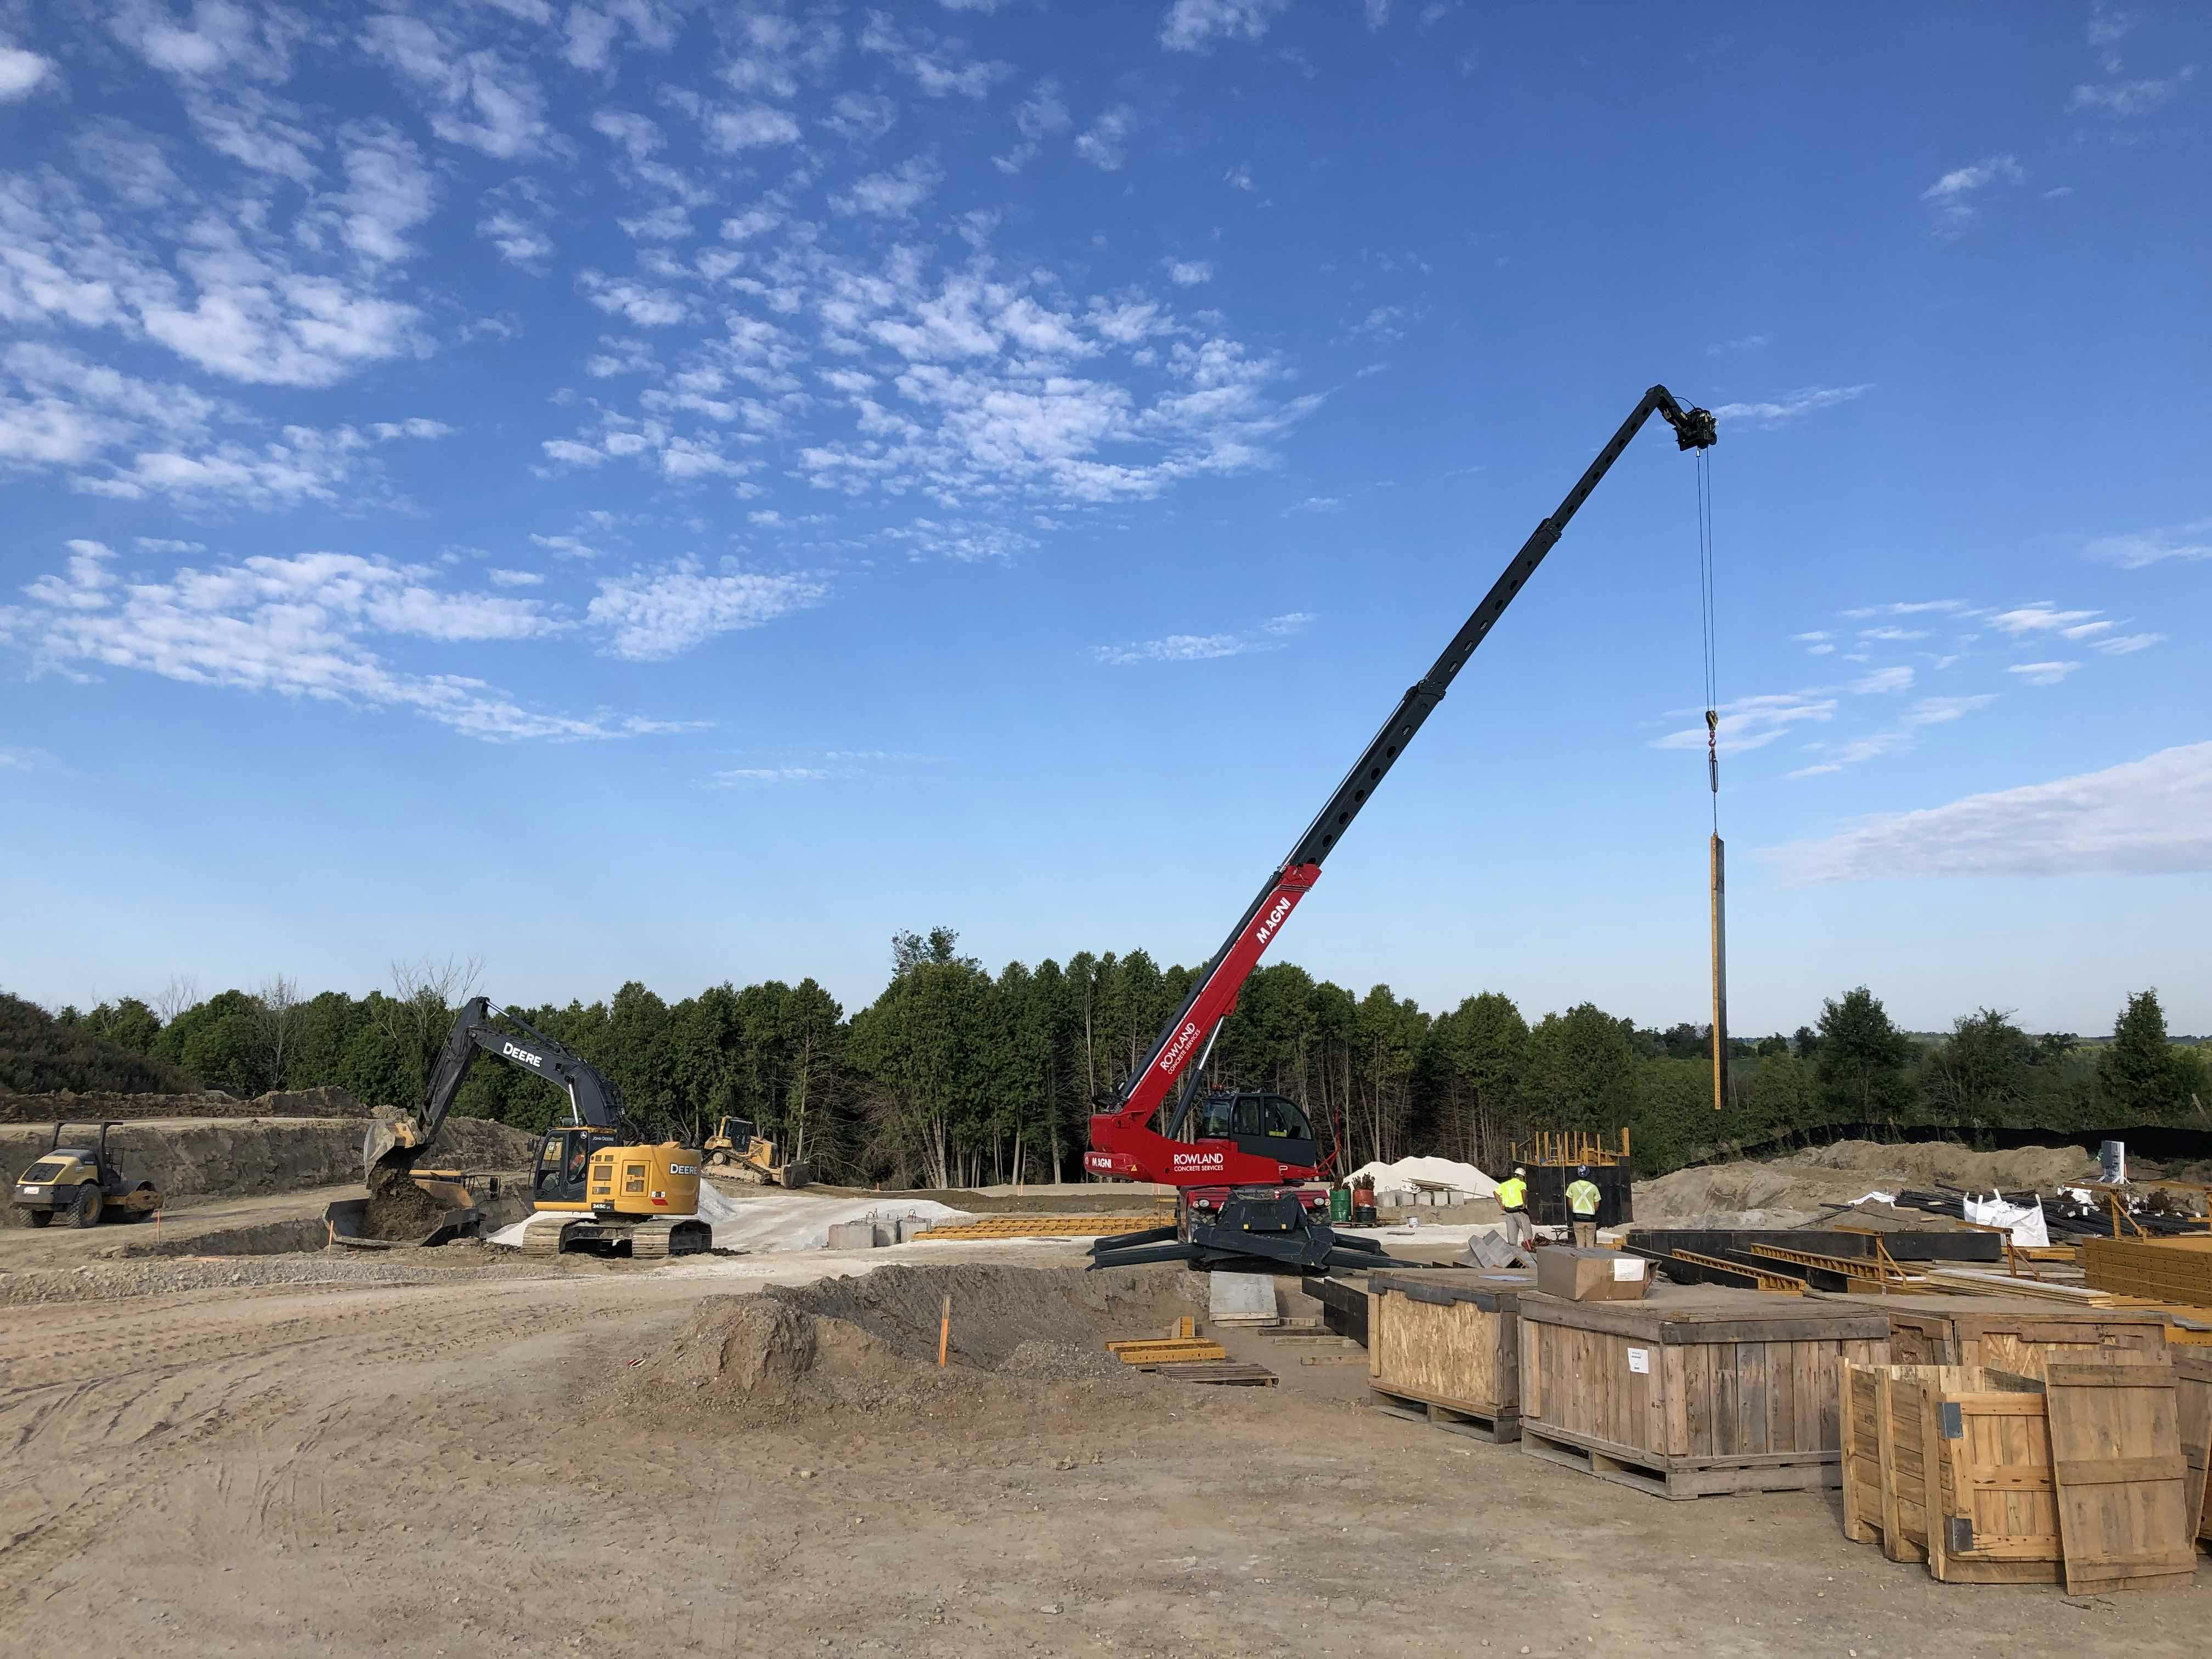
[627,1263,1200,1418]
[1637,1138,2106,1226]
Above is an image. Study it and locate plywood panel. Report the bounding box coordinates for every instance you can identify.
[2045,1361,2196,1594]
[2175,1351,2211,1544]
[1370,1286,1514,1413]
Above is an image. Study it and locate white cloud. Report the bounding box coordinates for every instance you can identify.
[578,270,690,326]
[1851,665,1914,694]
[1787,728,1914,777]
[2007,661,2080,686]
[1922,155,2024,232]
[1223,163,1254,191]
[2086,518,2212,568]
[715,766,832,783]
[1652,692,1836,755]
[360,15,549,160]
[705,102,803,150]
[1858,626,1926,641]
[1287,495,1342,514]
[1841,600,1967,618]
[825,92,899,146]
[0,45,54,100]
[1989,603,2100,635]
[0,540,657,742]
[2094,631,2163,655]
[1707,334,1769,355]
[1904,695,1996,725]
[369,418,454,440]
[1165,259,1214,286]
[1711,385,1871,426]
[0,172,425,390]
[487,567,544,587]
[1763,742,2212,882]
[331,123,437,264]
[2069,66,2195,116]
[1365,0,1392,27]
[831,157,942,217]
[1074,105,1135,171]
[585,560,828,659]
[857,13,1009,99]
[995,80,1070,172]
[1159,0,1290,52]
[529,533,599,558]
[1095,610,1311,664]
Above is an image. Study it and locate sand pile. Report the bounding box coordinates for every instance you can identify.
[630,1263,1199,1415]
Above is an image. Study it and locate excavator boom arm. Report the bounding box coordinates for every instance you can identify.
[364,996,627,1183]
[1098,387,1716,1152]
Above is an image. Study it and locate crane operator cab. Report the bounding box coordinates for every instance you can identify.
[1193,1091,1318,1173]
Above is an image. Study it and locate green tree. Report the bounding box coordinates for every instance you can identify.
[154,989,267,1096]
[1522,1002,1637,1127]
[1925,1008,2033,1120]
[84,997,162,1055]
[1814,986,1914,1119]
[2100,989,2194,1119]
[1429,991,1527,1173]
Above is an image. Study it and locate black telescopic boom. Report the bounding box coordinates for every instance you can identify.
[1283,386,1715,871]
[1111,386,1714,1110]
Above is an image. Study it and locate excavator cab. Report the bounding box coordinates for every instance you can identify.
[533,1127,620,1208]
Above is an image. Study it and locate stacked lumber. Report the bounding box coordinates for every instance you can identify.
[2083,1235,2212,1308]
[1841,1358,2209,1592]
[917,1212,1170,1240]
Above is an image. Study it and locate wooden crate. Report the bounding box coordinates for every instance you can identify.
[1900,1367,2062,1584]
[1367,1268,1531,1442]
[2178,1351,2212,1545]
[1515,1286,1891,1498]
[1840,1363,1985,1563]
[1849,1294,2169,1377]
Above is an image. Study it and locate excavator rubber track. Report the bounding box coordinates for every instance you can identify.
[514,1212,712,1259]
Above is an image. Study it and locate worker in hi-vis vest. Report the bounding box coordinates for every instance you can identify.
[1566,1166,1602,1247]
[1496,1167,1531,1249]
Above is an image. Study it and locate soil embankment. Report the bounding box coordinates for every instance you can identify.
[0,1084,375,1124]
[0,1114,540,1212]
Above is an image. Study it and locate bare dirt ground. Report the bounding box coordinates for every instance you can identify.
[4,1248,2205,1658]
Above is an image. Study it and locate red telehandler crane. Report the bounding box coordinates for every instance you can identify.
[1088,386,1718,1273]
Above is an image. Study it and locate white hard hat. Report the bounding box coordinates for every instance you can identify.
[1513,1166,1525,1176]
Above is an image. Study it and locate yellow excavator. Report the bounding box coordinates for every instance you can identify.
[363,998,710,1259]
[702,1116,812,1188]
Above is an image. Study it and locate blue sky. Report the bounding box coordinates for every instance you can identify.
[2,0,2205,1038]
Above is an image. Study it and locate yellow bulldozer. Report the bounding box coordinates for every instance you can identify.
[702,1117,812,1188]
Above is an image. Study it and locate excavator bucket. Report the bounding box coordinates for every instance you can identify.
[361,1117,427,1192]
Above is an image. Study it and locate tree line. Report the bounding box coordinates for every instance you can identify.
[15,935,2208,1185]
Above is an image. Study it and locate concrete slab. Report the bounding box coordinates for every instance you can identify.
[1209,1270,1277,1324]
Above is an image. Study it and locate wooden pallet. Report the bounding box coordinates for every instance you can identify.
[1155,1361,1276,1386]
[1370,1382,1519,1444]
[1520,1421,1841,1500]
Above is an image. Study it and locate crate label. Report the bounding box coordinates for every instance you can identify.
[1612,1257,1646,1280]
[1626,1346,1650,1375]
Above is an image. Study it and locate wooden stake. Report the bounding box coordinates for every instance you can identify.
[938,1294,951,1367]
[1710,833,1729,1111]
